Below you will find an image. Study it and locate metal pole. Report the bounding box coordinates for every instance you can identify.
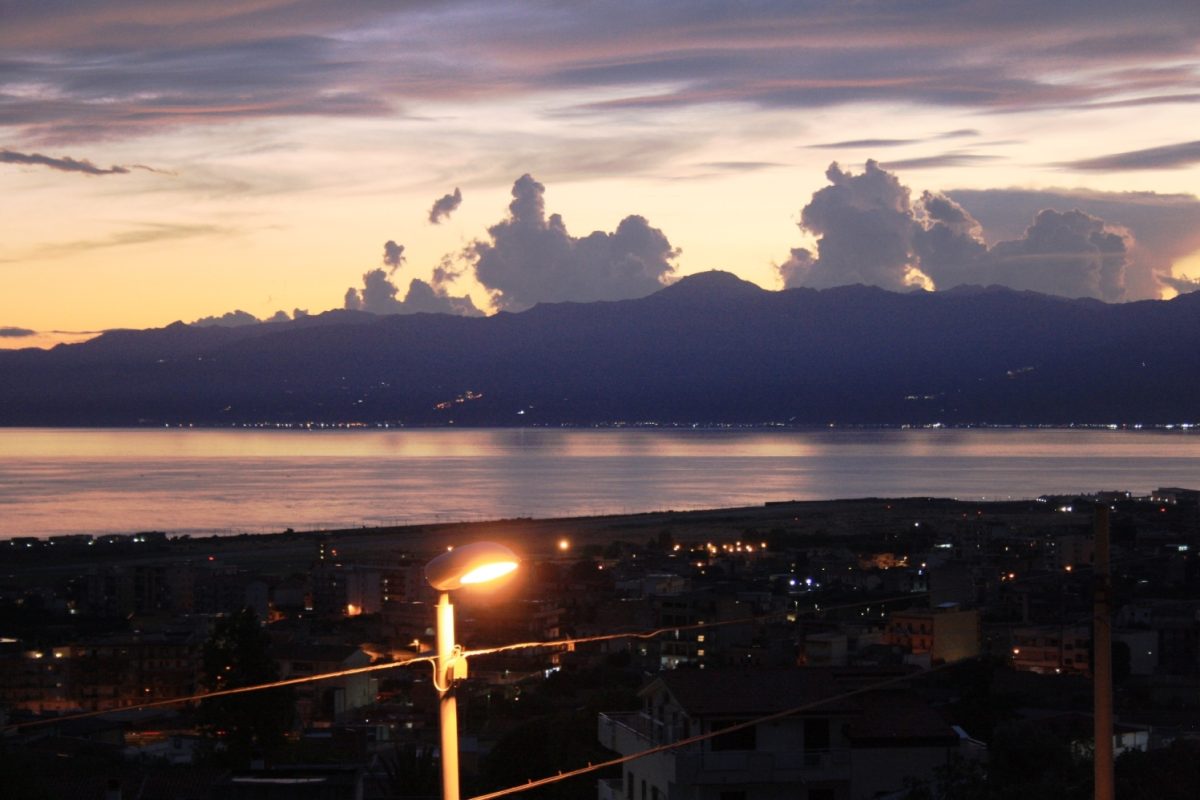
[437,592,460,800]
[1093,506,1114,800]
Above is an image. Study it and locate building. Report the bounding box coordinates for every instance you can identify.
[1010,624,1091,675]
[801,632,847,667]
[598,667,968,800]
[275,645,376,724]
[883,607,980,666]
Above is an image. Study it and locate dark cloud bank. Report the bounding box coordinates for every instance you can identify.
[778,160,1197,301]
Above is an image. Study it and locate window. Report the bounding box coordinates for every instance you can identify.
[804,718,831,751]
[626,771,633,799]
[711,720,757,751]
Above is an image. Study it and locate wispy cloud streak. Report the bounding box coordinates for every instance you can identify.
[27,223,229,260]
[2,3,1197,142]
[1060,140,1200,171]
[2,148,130,175]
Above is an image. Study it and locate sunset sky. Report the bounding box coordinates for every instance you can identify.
[3,1,1200,348]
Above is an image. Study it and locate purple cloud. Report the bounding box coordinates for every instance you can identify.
[779,160,1139,301]
[470,174,678,310]
[1,148,130,175]
[1060,140,1200,171]
[428,188,463,224]
[3,3,1197,143]
[383,240,405,270]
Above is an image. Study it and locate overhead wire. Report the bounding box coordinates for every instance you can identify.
[467,658,970,800]
[1,592,924,733]
[462,591,928,658]
[1,654,436,731]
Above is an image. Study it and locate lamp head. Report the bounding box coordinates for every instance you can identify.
[426,541,519,592]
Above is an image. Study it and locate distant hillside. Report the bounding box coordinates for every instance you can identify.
[2,271,1198,426]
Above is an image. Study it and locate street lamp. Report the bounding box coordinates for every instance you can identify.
[425,542,519,800]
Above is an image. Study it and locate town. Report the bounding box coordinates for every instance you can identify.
[1,489,1197,799]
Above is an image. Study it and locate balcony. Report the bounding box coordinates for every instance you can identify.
[597,777,623,800]
[599,712,853,787]
[598,712,671,756]
[674,748,852,785]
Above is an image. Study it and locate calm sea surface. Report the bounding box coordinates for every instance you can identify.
[1,427,1197,538]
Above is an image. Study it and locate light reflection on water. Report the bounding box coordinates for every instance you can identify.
[0,427,1197,538]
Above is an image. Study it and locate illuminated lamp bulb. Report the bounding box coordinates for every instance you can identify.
[426,541,519,592]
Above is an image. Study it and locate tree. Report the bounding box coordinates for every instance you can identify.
[198,607,293,766]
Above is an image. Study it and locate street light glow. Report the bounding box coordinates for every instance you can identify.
[426,541,520,591]
[460,561,518,585]
[425,540,520,800]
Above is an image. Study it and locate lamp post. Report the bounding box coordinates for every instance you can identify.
[425,542,519,800]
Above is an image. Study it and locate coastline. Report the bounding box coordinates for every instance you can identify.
[0,493,1132,570]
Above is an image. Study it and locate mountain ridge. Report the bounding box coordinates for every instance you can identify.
[1,272,1197,426]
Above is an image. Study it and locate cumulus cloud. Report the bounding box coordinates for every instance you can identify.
[383,240,405,270]
[470,173,678,310]
[779,160,1136,301]
[428,188,463,224]
[1159,274,1200,295]
[909,191,988,289]
[266,309,309,321]
[778,161,920,291]
[344,270,481,317]
[191,309,260,327]
[344,241,482,317]
[0,326,37,338]
[191,308,308,327]
[917,204,1130,301]
[946,188,1200,300]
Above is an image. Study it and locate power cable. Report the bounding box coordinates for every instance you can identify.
[467,658,969,800]
[462,592,930,658]
[1,593,922,733]
[1,654,436,731]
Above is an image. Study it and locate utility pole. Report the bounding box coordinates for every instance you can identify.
[1093,505,1114,800]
